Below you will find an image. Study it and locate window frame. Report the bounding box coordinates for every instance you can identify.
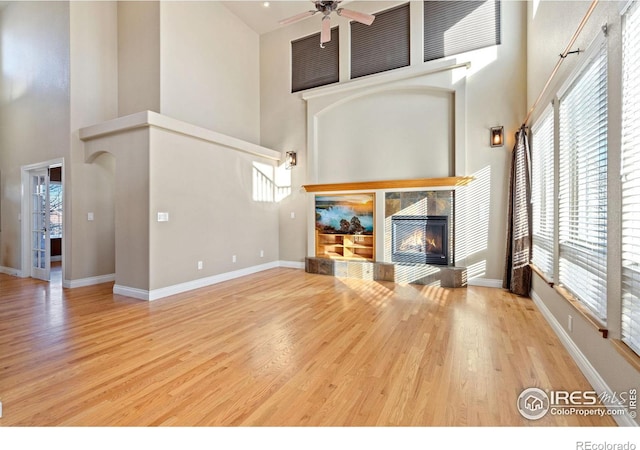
[531,105,555,281]
[620,0,640,356]
[555,33,609,322]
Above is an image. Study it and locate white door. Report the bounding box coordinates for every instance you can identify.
[31,169,50,281]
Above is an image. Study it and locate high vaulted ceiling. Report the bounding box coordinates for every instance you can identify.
[222,0,359,35]
[222,1,312,35]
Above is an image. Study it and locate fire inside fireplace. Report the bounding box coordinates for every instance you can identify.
[391,216,448,265]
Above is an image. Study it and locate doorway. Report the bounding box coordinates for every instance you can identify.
[21,159,64,283]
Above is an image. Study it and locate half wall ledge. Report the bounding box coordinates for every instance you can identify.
[302,176,474,193]
[78,110,281,162]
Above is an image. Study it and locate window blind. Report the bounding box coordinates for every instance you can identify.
[351,3,410,79]
[621,0,640,356]
[291,28,339,93]
[558,38,608,321]
[423,0,501,62]
[531,107,555,279]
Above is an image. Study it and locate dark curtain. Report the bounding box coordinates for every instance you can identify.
[503,126,532,296]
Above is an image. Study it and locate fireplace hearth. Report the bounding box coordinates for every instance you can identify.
[391,215,448,265]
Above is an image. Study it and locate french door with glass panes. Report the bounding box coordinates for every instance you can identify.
[31,169,50,281]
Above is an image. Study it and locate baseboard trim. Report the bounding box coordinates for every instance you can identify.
[151,261,282,301]
[63,273,115,289]
[0,266,23,277]
[113,284,150,300]
[114,261,289,302]
[278,260,305,269]
[467,277,502,288]
[531,290,638,427]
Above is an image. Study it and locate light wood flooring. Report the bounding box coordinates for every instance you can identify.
[0,268,616,426]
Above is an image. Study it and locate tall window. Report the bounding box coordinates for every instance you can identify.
[558,38,608,321]
[621,0,640,356]
[531,107,554,279]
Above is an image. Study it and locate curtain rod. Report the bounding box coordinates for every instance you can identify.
[522,0,600,127]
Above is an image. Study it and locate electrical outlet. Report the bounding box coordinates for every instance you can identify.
[232,255,237,263]
[568,315,573,332]
[197,261,203,270]
[290,211,295,219]
[260,250,264,258]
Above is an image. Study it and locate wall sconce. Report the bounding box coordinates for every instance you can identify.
[490,126,504,147]
[285,151,297,169]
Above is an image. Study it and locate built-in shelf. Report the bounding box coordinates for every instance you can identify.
[302,176,474,193]
[316,232,375,261]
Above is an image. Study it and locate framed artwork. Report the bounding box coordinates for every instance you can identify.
[315,193,375,235]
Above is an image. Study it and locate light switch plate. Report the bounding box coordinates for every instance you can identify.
[157,212,169,222]
[88,212,94,221]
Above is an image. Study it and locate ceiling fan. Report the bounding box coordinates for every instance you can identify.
[279,1,375,47]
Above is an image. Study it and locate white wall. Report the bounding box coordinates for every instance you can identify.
[316,88,453,183]
[0,1,70,271]
[260,0,527,281]
[159,1,261,144]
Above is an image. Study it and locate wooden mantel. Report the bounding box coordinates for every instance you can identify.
[302,176,474,193]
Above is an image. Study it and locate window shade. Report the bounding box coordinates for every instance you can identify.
[351,3,410,79]
[423,0,501,62]
[621,0,640,356]
[558,38,608,321]
[531,107,555,279]
[291,28,339,93]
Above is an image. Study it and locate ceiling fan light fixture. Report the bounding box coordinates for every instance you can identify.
[279,1,376,40]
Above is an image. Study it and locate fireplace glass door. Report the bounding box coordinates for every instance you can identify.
[391,216,448,265]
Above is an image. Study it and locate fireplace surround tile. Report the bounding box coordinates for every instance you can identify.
[385,198,401,217]
[305,257,466,288]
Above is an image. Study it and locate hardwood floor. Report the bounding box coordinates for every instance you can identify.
[0,268,616,426]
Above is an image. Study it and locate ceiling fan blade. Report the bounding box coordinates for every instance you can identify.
[279,10,317,26]
[320,16,331,43]
[337,8,375,26]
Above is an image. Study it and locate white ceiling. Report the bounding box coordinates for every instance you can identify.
[222,1,318,35]
[222,0,362,35]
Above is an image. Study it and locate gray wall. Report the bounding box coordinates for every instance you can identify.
[69,1,118,281]
[118,1,161,117]
[160,1,261,144]
[0,1,265,286]
[0,1,70,271]
[149,128,279,291]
